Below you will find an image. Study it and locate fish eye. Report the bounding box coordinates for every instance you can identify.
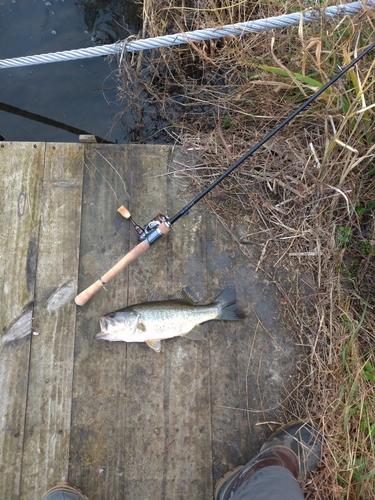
[109,313,116,318]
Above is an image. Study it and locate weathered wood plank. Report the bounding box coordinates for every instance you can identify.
[123,145,170,499]
[69,144,133,498]
[207,214,301,486]
[162,150,213,499]
[0,142,44,500]
[236,265,301,456]
[207,223,257,484]
[20,143,84,499]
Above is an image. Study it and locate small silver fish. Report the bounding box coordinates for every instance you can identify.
[95,286,246,352]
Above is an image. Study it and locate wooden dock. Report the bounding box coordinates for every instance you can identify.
[0,142,299,499]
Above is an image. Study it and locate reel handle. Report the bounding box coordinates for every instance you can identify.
[117,205,144,236]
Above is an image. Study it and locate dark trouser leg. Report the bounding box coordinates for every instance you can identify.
[231,465,304,500]
[215,422,321,500]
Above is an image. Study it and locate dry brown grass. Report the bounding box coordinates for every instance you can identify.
[116,0,375,497]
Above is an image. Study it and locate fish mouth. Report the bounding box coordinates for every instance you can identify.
[95,331,109,340]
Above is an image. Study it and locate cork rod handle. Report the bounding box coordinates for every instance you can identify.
[74,221,171,306]
[74,240,150,306]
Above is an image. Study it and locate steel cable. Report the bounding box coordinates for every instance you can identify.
[0,1,373,69]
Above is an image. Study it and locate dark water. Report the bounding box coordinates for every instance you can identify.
[0,0,142,143]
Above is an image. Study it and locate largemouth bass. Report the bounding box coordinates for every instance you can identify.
[95,286,246,352]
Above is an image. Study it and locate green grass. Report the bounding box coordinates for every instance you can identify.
[336,304,375,498]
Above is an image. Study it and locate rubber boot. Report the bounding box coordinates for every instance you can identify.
[215,421,321,500]
[42,482,89,500]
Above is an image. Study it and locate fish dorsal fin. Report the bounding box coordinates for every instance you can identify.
[183,325,204,340]
[170,286,199,305]
[137,323,147,332]
[146,339,161,352]
[147,293,167,302]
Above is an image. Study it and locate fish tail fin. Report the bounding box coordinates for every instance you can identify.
[213,286,246,321]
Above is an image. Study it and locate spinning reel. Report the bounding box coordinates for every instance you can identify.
[117,205,171,246]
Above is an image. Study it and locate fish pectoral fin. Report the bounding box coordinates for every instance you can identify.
[183,325,204,340]
[137,323,147,332]
[146,339,161,352]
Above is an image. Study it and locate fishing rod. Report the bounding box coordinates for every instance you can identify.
[74,40,375,306]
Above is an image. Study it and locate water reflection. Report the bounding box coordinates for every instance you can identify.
[0,0,142,143]
[0,101,113,143]
[78,0,141,45]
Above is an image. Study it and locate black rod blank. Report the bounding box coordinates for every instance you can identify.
[169,40,375,225]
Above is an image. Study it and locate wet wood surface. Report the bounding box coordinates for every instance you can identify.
[0,142,299,499]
